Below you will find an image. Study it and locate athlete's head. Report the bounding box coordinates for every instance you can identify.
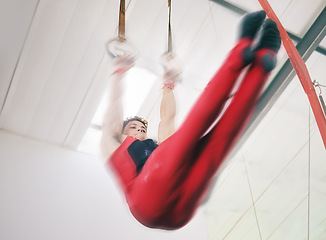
[122,116,148,141]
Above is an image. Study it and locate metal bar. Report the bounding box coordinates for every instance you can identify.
[319,95,326,116]
[210,0,247,15]
[258,1,326,148]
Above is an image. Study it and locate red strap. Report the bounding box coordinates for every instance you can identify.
[258,0,326,149]
[167,0,173,53]
[118,0,126,41]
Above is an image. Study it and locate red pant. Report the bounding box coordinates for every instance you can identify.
[109,38,276,229]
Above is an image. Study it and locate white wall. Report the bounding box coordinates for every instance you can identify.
[0,131,209,240]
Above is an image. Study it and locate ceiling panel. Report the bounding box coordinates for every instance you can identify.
[0,0,119,146]
[0,0,39,112]
[27,0,110,142]
[0,0,81,135]
[180,3,239,88]
[278,0,326,37]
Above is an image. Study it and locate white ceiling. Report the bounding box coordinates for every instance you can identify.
[1,0,326,239]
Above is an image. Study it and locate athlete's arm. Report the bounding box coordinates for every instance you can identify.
[101,55,134,159]
[158,69,179,143]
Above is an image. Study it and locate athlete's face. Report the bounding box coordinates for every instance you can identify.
[123,120,147,141]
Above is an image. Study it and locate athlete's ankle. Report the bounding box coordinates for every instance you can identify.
[256,49,278,72]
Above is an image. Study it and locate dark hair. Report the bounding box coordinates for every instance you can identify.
[122,116,148,133]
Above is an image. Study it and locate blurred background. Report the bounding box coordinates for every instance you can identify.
[0,0,326,239]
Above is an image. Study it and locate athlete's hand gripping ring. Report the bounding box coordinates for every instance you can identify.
[160,52,183,89]
[105,37,138,59]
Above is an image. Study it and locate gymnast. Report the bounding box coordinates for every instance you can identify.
[101,11,281,230]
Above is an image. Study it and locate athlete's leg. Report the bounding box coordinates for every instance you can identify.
[128,12,268,229]
[171,19,281,222]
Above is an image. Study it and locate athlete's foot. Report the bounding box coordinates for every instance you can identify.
[228,11,267,69]
[238,10,266,40]
[255,19,281,53]
[237,10,266,66]
[255,19,281,72]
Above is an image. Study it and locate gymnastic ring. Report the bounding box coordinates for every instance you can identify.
[160,52,183,70]
[105,37,139,59]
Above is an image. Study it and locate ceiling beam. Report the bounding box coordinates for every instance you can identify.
[210,0,247,15]
[210,0,326,56]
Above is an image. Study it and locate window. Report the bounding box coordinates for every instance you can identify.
[77,67,157,155]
